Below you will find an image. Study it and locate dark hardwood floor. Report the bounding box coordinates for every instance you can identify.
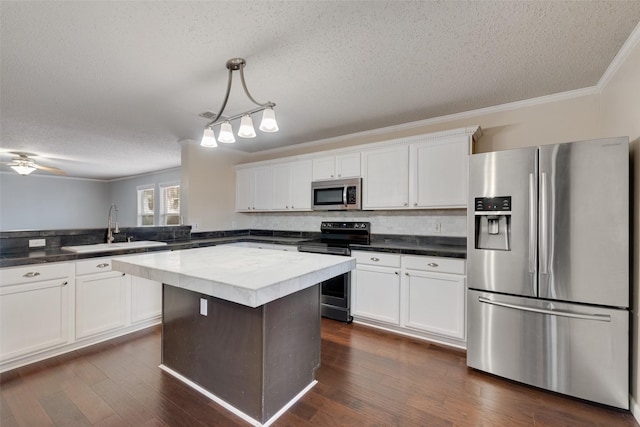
[1,319,636,426]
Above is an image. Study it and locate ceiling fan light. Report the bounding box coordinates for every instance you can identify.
[201,128,218,147]
[237,115,256,138]
[11,164,36,175]
[259,107,279,132]
[218,121,236,143]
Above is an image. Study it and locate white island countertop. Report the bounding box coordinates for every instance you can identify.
[112,246,355,308]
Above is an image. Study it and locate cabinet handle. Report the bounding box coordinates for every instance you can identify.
[428,262,439,267]
[370,257,380,262]
[22,272,41,278]
[97,263,110,268]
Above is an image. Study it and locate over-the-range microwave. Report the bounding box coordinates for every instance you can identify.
[311,177,362,210]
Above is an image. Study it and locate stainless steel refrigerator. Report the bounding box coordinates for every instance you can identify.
[466,137,629,409]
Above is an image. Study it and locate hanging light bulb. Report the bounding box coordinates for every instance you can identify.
[237,114,257,138]
[200,128,218,147]
[217,121,236,143]
[259,107,279,132]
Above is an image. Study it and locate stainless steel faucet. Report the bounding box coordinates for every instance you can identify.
[107,204,119,244]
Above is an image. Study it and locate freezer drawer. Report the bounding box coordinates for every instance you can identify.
[467,290,629,409]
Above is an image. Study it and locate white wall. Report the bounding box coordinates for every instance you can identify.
[0,172,109,230]
[0,168,181,231]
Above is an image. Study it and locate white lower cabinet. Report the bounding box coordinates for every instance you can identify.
[75,269,127,339]
[0,256,163,372]
[352,251,466,347]
[351,252,401,325]
[131,276,162,323]
[0,262,72,362]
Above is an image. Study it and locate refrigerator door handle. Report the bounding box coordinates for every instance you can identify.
[528,173,537,275]
[539,172,549,275]
[478,297,611,322]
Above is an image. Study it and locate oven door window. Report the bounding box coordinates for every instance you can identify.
[321,274,349,308]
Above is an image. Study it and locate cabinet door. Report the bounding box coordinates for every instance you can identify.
[253,166,273,210]
[361,145,409,209]
[0,278,70,361]
[335,153,361,178]
[411,137,469,208]
[402,270,465,339]
[312,157,336,180]
[290,160,312,210]
[131,276,162,323]
[76,271,127,339]
[236,168,255,211]
[271,163,292,210]
[352,265,400,325]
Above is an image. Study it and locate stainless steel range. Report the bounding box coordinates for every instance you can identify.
[297,221,370,322]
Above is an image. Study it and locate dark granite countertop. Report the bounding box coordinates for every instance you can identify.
[1,233,466,268]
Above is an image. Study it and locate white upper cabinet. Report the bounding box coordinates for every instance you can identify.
[236,166,272,211]
[236,126,480,212]
[361,145,410,209]
[236,168,255,212]
[289,160,313,210]
[271,160,312,211]
[312,153,361,181]
[410,136,470,208]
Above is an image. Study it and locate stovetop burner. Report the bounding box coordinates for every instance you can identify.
[297,222,370,256]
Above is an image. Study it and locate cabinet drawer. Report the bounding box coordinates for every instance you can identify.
[76,257,114,275]
[352,251,401,268]
[402,256,465,275]
[0,262,70,286]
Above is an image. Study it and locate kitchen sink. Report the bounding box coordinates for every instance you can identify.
[62,240,168,253]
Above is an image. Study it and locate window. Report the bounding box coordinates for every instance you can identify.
[137,186,154,226]
[160,184,181,225]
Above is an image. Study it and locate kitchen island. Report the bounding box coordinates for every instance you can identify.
[112,246,355,427]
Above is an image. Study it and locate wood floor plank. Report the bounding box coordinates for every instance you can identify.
[1,321,636,426]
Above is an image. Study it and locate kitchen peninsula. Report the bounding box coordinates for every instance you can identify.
[112,245,355,427]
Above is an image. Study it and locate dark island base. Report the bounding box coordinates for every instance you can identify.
[161,283,321,425]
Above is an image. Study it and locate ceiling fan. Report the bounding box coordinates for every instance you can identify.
[3,152,66,176]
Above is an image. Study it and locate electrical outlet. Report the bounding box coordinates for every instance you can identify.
[193,223,199,230]
[200,298,208,316]
[29,238,46,248]
[231,221,237,228]
[434,223,441,233]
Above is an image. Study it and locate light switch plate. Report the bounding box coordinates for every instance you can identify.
[29,238,46,248]
[200,298,208,316]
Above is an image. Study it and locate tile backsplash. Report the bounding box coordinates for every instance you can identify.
[237,210,467,236]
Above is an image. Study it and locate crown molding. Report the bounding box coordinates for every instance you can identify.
[598,20,640,90]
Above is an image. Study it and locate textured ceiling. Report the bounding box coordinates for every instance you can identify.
[1,1,640,179]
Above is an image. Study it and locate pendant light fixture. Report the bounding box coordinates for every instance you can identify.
[200,58,278,148]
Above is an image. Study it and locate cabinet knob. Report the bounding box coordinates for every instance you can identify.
[22,272,41,278]
[338,174,341,177]
[286,205,289,209]
[370,257,380,262]
[404,202,408,206]
[405,272,409,276]
[414,202,418,206]
[330,174,334,178]
[395,271,399,275]
[428,262,439,267]
[291,206,294,209]
[97,263,110,268]
[62,281,68,286]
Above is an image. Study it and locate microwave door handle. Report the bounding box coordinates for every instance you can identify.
[342,186,347,206]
